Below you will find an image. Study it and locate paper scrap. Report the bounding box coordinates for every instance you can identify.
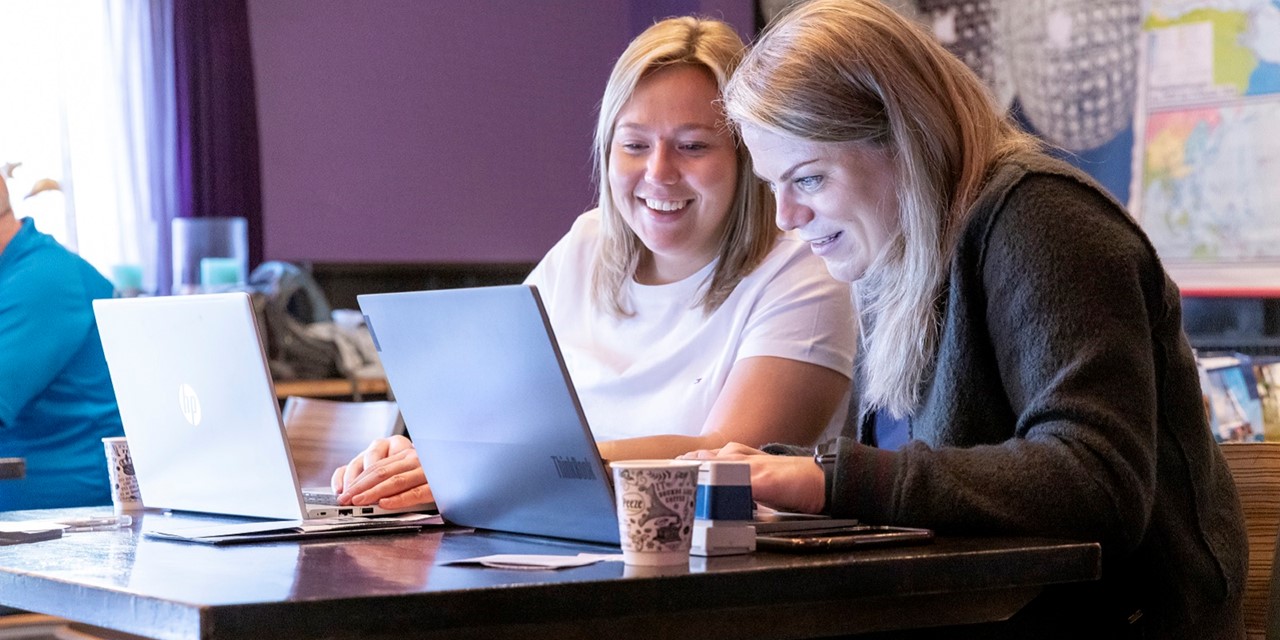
[445,552,624,570]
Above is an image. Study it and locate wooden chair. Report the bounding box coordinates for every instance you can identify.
[0,614,143,640]
[0,613,67,639]
[1219,442,1280,639]
[280,397,402,488]
[1270,540,1280,640]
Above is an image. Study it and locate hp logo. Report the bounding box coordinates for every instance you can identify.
[178,384,202,426]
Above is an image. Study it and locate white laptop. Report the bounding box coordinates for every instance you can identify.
[358,285,622,544]
[93,293,434,521]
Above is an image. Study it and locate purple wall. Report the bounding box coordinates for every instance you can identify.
[248,1,754,264]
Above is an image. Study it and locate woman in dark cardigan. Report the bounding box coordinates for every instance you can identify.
[685,1,1247,637]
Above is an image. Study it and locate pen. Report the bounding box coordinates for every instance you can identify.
[54,515,133,532]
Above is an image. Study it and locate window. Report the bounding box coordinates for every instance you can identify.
[0,0,174,290]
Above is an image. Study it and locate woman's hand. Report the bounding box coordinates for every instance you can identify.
[331,435,434,509]
[681,442,826,514]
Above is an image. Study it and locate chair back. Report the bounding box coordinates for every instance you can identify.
[281,397,401,488]
[1220,442,1280,639]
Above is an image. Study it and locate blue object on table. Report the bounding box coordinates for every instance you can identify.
[692,461,756,557]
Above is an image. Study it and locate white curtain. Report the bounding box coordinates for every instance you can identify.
[0,0,175,291]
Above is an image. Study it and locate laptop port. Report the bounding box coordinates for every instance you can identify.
[362,507,374,514]
[339,508,352,516]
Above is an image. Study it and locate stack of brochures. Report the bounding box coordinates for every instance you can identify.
[1197,352,1280,443]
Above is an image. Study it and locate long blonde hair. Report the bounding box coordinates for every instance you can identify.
[591,17,776,317]
[724,0,1039,417]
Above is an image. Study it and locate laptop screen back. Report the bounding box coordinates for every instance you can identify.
[358,285,620,545]
[94,293,307,520]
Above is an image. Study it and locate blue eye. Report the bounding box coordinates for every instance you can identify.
[679,142,709,152]
[618,142,648,153]
[795,175,823,191]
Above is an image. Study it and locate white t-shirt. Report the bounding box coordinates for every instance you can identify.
[525,209,856,444]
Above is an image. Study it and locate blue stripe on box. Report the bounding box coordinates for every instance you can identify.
[695,484,753,521]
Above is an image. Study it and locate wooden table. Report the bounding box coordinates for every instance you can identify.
[0,507,1100,640]
[273,377,389,400]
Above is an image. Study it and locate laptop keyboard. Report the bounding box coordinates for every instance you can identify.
[301,488,340,505]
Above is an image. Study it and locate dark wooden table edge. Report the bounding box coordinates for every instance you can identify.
[0,536,1101,640]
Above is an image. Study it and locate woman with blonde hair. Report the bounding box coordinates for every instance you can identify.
[334,16,855,508]
[687,1,1245,637]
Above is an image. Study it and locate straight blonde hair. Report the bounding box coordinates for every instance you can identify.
[724,0,1039,417]
[591,17,776,317]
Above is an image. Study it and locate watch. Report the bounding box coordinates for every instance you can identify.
[814,447,838,512]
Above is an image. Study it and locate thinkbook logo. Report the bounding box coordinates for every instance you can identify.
[552,456,596,480]
[178,384,202,426]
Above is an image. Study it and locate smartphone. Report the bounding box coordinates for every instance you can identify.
[752,516,864,535]
[755,524,934,552]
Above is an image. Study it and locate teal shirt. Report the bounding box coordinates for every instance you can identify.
[0,217,123,509]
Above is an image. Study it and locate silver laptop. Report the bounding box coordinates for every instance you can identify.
[93,293,432,521]
[358,285,621,544]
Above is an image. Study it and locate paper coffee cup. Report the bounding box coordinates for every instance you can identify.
[612,460,701,566]
[102,437,143,513]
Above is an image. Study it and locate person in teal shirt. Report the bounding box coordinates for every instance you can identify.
[0,175,123,510]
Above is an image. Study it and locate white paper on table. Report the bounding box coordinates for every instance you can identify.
[444,552,624,570]
[0,521,66,545]
[0,521,68,533]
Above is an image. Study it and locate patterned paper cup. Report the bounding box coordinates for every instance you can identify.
[612,460,701,566]
[102,437,144,513]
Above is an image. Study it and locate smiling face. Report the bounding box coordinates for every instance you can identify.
[607,64,739,284]
[741,124,901,283]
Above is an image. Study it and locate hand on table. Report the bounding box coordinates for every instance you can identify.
[681,442,826,514]
[331,435,434,509]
